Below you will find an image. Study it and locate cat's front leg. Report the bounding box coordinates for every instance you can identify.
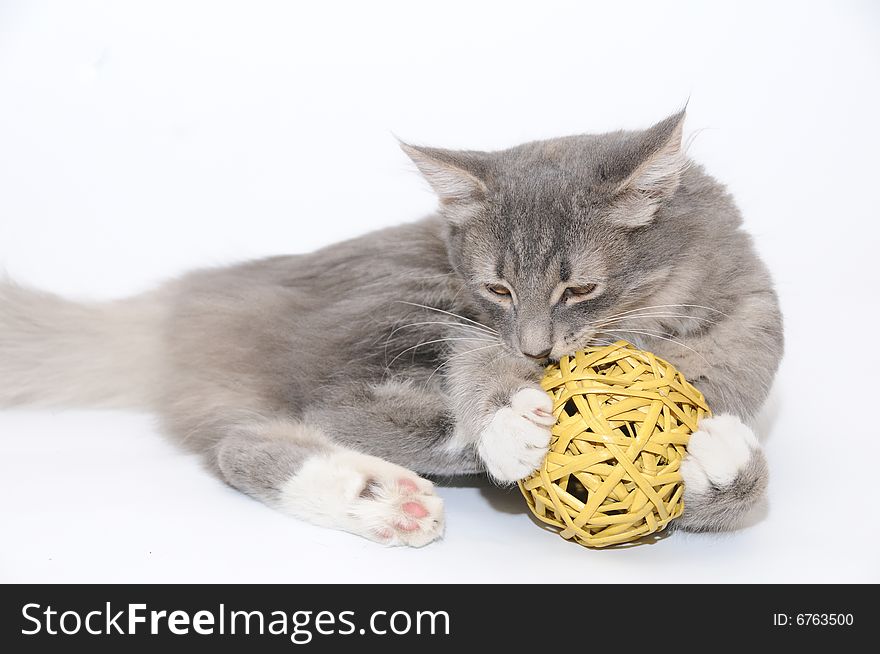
[445,344,554,483]
[477,387,556,482]
[212,417,445,547]
[677,413,768,532]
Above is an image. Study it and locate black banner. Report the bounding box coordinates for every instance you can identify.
[0,584,870,651]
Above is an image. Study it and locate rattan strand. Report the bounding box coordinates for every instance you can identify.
[518,341,710,548]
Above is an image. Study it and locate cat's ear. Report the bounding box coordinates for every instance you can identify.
[609,110,687,228]
[400,142,489,224]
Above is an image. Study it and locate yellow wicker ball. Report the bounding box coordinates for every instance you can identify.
[518,340,710,548]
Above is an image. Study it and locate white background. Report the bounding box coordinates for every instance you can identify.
[1,0,878,583]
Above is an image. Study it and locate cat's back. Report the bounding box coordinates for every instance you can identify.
[174,216,451,301]
[157,215,461,414]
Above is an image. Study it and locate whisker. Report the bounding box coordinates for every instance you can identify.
[586,337,617,348]
[594,305,783,335]
[385,336,496,371]
[601,328,711,365]
[424,342,503,386]
[596,303,732,323]
[383,317,494,364]
[593,313,721,329]
[387,320,494,339]
[395,301,498,335]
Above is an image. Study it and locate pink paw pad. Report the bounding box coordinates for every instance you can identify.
[402,501,428,518]
[397,478,420,493]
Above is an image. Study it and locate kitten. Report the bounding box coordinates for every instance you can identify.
[0,111,783,546]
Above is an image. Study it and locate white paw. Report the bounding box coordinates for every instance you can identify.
[279,450,444,547]
[478,387,554,483]
[680,413,760,495]
[351,475,445,548]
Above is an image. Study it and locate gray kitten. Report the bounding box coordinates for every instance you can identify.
[0,111,783,546]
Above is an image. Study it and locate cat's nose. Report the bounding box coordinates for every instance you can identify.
[522,347,552,361]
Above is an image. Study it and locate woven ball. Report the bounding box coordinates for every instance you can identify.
[518,341,710,548]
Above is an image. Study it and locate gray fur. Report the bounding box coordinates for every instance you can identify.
[0,111,783,534]
[0,280,166,408]
[677,450,770,532]
[215,425,330,504]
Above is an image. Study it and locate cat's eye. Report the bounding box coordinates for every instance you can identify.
[486,283,512,297]
[562,284,598,302]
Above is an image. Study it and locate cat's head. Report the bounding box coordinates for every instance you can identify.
[402,111,688,362]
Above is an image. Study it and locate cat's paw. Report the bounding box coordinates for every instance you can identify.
[478,387,554,483]
[680,414,759,493]
[678,413,768,532]
[352,475,445,547]
[279,450,444,547]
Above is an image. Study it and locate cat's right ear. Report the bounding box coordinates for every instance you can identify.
[400,142,489,225]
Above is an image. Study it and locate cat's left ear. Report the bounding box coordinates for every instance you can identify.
[400,142,490,225]
[609,110,687,228]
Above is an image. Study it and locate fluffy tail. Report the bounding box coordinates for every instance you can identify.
[0,280,166,409]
